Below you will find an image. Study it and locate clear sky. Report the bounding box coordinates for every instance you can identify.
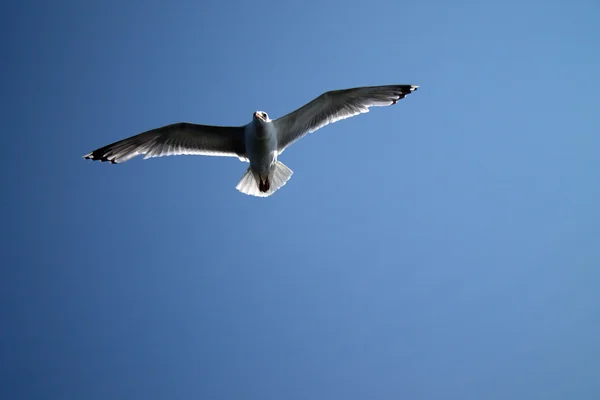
[2,0,600,399]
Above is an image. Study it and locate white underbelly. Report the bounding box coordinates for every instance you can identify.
[246,124,277,173]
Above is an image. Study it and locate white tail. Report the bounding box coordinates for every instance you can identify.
[235,161,294,197]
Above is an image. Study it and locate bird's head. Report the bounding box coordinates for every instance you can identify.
[253,111,269,122]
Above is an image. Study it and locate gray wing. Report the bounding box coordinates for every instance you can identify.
[273,85,418,153]
[83,122,247,164]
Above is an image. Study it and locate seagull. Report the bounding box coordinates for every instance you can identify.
[84,84,419,197]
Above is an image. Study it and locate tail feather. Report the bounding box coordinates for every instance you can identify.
[235,161,293,197]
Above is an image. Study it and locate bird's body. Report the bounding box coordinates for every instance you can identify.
[246,113,277,183]
[246,118,276,174]
[84,84,419,197]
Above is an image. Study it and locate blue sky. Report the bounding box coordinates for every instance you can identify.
[2,0,600,398]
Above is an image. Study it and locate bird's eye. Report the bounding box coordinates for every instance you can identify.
[262,112,267,118]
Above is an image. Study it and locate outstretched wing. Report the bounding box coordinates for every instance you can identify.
[83,122,247,163]
[273,85,418,153]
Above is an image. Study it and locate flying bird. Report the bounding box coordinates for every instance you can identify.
[84,84,419,197]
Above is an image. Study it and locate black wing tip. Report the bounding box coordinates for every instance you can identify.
[391,85,419,104]
[400,84,419,92]
[83,150,117,164]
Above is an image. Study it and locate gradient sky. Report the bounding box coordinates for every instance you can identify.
[2,0,600,399]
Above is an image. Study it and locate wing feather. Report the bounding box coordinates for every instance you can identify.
[83,122,247,163]
[273,85,418,153]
